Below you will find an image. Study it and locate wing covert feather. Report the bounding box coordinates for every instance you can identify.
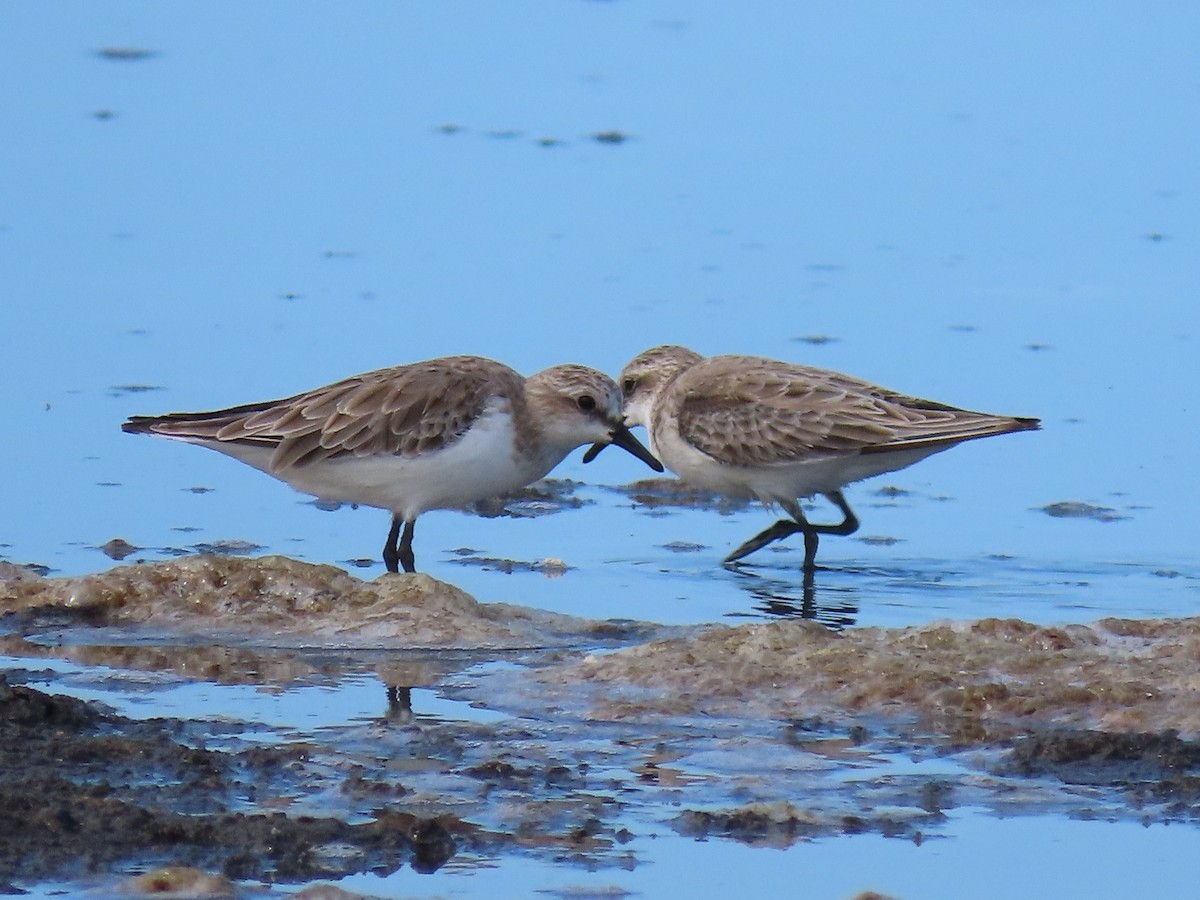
[133,357,521,470]
[673,357,1027,466]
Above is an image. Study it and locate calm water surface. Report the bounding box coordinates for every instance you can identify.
[3,2,1198,897]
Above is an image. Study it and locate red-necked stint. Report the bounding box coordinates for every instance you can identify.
[124,355,662,573]
[586,345,1039,570]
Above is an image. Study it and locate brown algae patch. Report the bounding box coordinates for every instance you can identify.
[562,617,1200,738]
[1,555,646,650]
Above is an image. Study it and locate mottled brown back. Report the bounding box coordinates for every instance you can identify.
[123,356,525,470]
[669,355,1038,467]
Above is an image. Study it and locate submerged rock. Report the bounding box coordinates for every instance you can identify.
[119,866,236,897]
[673,799,933,845]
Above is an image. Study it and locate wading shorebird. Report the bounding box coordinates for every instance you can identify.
[123,355,663,573]
[585,345,1039,570]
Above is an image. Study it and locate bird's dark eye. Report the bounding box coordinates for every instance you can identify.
[622,378,637,396]
[577,394,596,411]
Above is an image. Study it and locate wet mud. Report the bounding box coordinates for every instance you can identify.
[3,557,1199,893]
[0,678,464,884]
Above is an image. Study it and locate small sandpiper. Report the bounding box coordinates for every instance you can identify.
[123,355,663,573]
[585,345,1039,570]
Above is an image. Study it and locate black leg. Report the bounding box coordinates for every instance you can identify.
[382,516,403,573]
[723,491,860,571]
[800,528,820,571]
[724,518,804,564]
[397,519,416,573]
[819,490,860,537]
[386,684,413,724]
[795,491,859,571]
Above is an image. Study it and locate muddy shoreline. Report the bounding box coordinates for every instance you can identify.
[3,557,1199,894]
[0,678,462,884]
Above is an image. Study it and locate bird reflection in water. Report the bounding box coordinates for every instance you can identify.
[385,684,414,724]
[724,565,861,630]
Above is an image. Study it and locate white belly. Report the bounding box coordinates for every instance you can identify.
[654,425,945,504]
[174,410,556,521]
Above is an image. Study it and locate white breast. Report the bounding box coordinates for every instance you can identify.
[653,413,947,505]
[172,404,557,521]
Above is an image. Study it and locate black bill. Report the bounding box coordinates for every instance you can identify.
[594,423,662,471]
[582,442,605,464]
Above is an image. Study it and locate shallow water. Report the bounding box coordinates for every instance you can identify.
[3,1,1199,897]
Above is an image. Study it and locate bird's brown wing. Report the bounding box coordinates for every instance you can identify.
[123,356,522,470]
[674,356,1037,467]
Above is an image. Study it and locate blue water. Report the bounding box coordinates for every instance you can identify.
[3,1,1199,896]
[326,817,1200,900]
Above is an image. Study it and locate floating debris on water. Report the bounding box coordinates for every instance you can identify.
[190,539,265,556]
[464,479,586,518]
[612,478,753,514]
[447,552,574,577]
[592,129,630,144]
[660,541,708,553]
[107,384,165,396]
[856,535,903,546]
[95,46,157,61]
[1039,501,1129,522]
